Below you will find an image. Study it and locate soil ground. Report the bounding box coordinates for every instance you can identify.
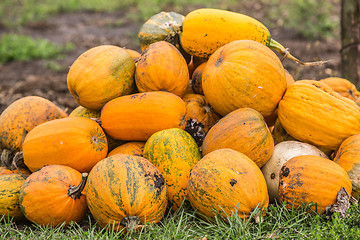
[0,9,342,113]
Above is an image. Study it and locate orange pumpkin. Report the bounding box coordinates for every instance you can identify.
[0,174,25,220]
[22,117,108,173]
[107,142,145,157]
[0,96,67,153]
[202,108,274,168]
[278,80,360,150]
[334,134,360,197]
[135,41,189,97]
[191,62,206,95]
[86,154,167,232]
[19,165,88,227]
[284,69,295,87]
[124,49,141,61]
[320,77,359,100]
[100,91,186,141]
[188,148,269,219]
[67,45,136,110]
[278,155,352,213]
[202,40,286,117]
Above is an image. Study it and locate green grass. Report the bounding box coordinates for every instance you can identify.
[1,202,360,239]
[0,34,73,64]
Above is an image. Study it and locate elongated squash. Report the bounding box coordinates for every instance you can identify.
[180,8,324,65]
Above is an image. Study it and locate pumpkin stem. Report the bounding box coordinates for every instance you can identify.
[1,149,12,168]
[90,117,102,126]
[120,216,143,232]
[68,173,88,199]
[269,39,328,66]
[11,151,29,179]
[323,187,351,219]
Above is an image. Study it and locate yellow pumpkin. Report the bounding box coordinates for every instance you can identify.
[320,77,359,100]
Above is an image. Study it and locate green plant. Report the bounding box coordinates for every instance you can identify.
[0,34,72,64]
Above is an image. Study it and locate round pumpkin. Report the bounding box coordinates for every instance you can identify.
[284,69,295,87]
[202,40,286,117]
[320,77,359,100]
[334,134,360,197]
[261,141,328,202]
[67,45,136,110]
[278,155,352,213]
[107,141,145,157]
[100,91,186,141]
[135,41,189,97]
[0,96,67,153]
[86,154,167,232]
[19,165,87,227]
[0,174,25,220]
[143,128,201,211]
[188,148,269,219]
[202,108,274,168]
[278,80,360,150]
[22,117,108,173]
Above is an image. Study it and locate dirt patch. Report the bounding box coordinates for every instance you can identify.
[0,9,341,114]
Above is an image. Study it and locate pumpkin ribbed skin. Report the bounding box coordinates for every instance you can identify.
[181,8,271,58]
[101,91,186,141]
[334,134,360,197]
[320,77,359,100]
[19,165,87,226]
[86,154,167,231]
[0,96,67,153]
[278,155,352,213]
[278,81,360,150]
[143,128,201,211]
[182,94,221,134]
[202,40,286,117]
[22,117,108,173]
[135,41,189,97]
[0,174,25,220]
[67,45,135,110]
[188,148,269,219]
[69,106,101,118]
[107,142,145,157]
[202,108,274,168]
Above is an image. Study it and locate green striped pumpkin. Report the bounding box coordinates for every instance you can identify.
[0,174,25,220]
[143,128,202,211]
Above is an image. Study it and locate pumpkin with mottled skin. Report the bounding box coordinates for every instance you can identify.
[19,165,87,226]
[201,40,286,117]
[0,167,31,177]
[22,117,108,173]
[188,148,269,219]
[143,128,201,211]
[67,45,136,110]
[182,94,221,134]
[108,142,145,157]
[101,91,186,141]
[202,108,274,168]
[278,155,352,213]
[278,80,360,150]
[334,134,360,197]
[320,77,359,100]
[86,154,167,232]
[135,41,189,97]
[0,174,25,220]
[69,106,101,118]
[0,96,67,153]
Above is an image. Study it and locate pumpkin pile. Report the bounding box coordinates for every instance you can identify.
[1,7,360,232]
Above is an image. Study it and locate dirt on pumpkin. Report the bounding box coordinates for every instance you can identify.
[0,9,341,114]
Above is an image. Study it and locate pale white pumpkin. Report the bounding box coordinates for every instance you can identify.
[261,140,328,202]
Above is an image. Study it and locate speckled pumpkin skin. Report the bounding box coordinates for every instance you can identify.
[278,155,352,213]
[0,174,25,220]
[0,96,67,153]
[188,148,269,219]
[22,117,108,173]
[101,91,187,141]
[67,45,136,110]
[278,81,360,150]
[0,167,31,177]
[320,77,359,100]
[135,41,189,97]
[202,40,286,117]
[143,128,201,211]
[202,108,274,168]
[334,134,360,197]
[107,142,145,157]
[86,154,167,231]
[69,106,101,118]
[19,165,87,226]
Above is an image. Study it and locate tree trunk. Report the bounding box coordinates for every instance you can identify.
[341,0,360,88]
